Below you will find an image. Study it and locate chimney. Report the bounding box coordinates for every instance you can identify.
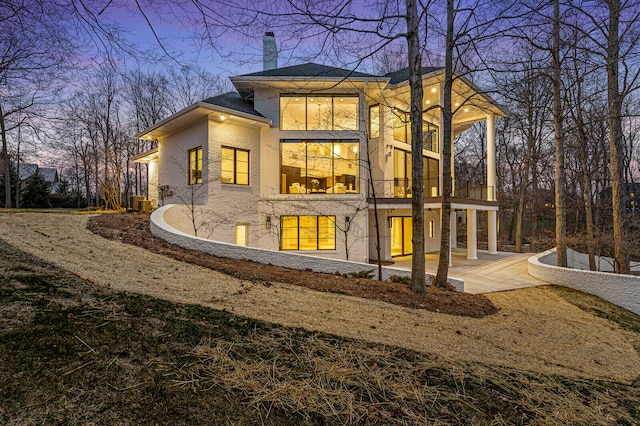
[263,32,278,71]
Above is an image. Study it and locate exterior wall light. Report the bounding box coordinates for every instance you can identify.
[266,216,272,230]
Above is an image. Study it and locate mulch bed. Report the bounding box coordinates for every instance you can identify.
[87,212,498,318]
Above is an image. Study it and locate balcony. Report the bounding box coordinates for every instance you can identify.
[454,181,493,201]
[368,178,495,205]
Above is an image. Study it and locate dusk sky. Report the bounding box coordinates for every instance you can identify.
[95,0,410,78]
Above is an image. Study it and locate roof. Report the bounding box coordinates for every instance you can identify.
[385,66,443,85]
[201,92,265,118]
[136,99,272,140]
[238,62,377,79]
[18,163,38,181]
[39,167,58,183]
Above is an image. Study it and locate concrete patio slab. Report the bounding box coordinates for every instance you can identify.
[391,250,546,294]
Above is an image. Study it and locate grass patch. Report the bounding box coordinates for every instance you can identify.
[1,239,639,425]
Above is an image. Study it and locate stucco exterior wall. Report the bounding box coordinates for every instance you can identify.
[147,159,158,204]
[203,119,262,245]
[152,204,464,291]
[157,119,209,206]
[528,248,640,315]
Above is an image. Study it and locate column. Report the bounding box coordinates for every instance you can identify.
[487,113,496,201]
[488,210,498,254]
[449,209,456,267]
[466,209,478,260]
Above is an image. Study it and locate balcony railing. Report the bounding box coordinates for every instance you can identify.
[454,181,494,201]
[369,179,494,201]
[369,178,440,199]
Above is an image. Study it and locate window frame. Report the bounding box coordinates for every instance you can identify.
[221,146,250,185]
[188,146,203,185]
[393,148,440,198]
[280,94,360,131]
[279,139,360,194]
[280,215,336,251]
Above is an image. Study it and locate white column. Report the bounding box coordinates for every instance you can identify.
[488,210,498,254]
[487,113,496,201]
[449,209,456,266]
[466,209,478,260]
[439,86,445,196]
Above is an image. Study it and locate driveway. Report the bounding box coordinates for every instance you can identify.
[392,250,546,294]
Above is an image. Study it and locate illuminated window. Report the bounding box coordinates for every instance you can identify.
[393,148,439,198]
[221,147,249,185]
[280,215,336,250]
[429,220,435,239]
[392,109,438,153]
[188,146,202,185]
[280,95,359,131]
[235,223,250,246]
[393,111,409,143]
[280,140,359,194]
[369,105,380,138]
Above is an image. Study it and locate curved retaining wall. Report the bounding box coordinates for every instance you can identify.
[150,204,464,291]
[529,248,640,315]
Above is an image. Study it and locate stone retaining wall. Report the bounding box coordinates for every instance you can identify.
[150,204,464,291]
[528,248,640,315]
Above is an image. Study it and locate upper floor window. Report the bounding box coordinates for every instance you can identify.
[393,110,439,153]
[188,146,202,185]
[280,95,359,131]
[394,148,439,198]
[369,105,380,138]
[221,146,249,185]
[280,140,359,194]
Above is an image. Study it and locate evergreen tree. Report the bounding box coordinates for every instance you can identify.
[21,174,51,208]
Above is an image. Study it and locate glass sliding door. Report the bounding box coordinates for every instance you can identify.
[391,217,412,256]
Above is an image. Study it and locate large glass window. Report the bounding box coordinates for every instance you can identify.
[392,109,439,153]
[281,215,336,250]
[393,149,439,198]
[307,96,333,130]
[334,96,359,130]
[221,146,249,185]
[188,146,202,185]
[280,95,359,131]
[280,140,359,194]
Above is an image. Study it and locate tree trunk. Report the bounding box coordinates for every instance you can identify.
[606,0,630,274]
[552,0,567,267]
[515,139,532,252]
[435,0,454,288]
[406,0,426,293]
[0,107,12,208]
[366,138,383,281]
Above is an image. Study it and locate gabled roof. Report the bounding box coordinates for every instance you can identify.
[385,66,443,85]
[238,62,377,79]
[39,167,58,183]
[19,163,38,181]
[201,92,265,119]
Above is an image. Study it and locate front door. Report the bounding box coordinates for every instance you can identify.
[391,217,412,256]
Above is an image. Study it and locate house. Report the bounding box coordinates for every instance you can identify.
[18,163,39,190]
[18,164,59,192]
[134,34,506,264]
[601,183,640,216]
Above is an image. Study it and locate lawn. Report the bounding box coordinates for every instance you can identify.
[1,238,639,425]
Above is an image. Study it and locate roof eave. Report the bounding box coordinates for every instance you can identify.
[136,102,272,139]
[131,147,159,163]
